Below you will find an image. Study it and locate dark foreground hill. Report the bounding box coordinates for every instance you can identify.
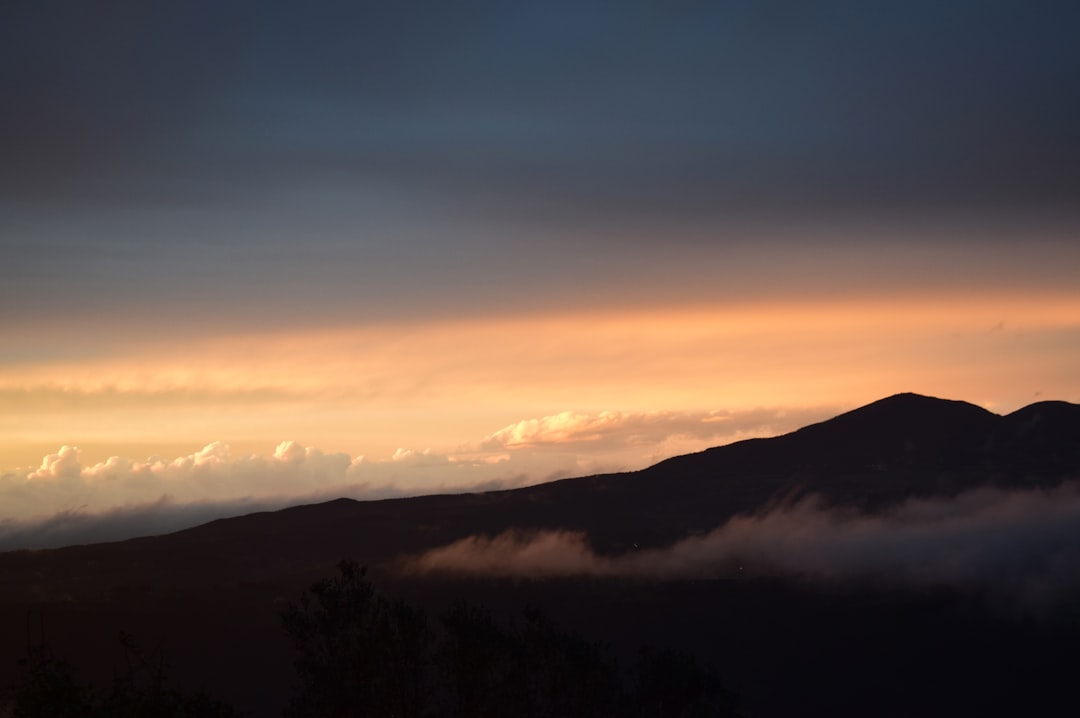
[2,393,1079,716]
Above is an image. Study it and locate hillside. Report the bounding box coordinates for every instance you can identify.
[2,393,1079,716]
[3,393,1079,602]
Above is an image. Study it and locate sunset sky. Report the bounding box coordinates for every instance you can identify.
[2,1,1078,542]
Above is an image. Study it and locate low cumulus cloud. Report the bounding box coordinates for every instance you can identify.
[0,406,833,551]
[6,441,353,512]
[481,407,831,450]
[477,407,834,472]
[405,482,1080,610]
[0,442,561,551]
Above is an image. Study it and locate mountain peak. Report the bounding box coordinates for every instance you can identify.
[768,392,1000,471]
[854,391,992,414]
[813,392,995,430]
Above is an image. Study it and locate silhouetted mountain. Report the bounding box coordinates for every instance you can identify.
[2,393,1079,717]
[520,392,1079,549]
[991,400,1080,472]
[2,393,1079,599]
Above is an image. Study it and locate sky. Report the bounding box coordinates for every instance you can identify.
[1,0,1079,545]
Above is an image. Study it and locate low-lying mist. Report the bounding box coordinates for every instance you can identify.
[404,481,1080,611]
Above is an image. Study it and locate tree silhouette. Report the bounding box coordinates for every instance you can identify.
[634,646,738,718]
[6,629,237,718]
[436,600,525,718]
[9,643,94,718]
[281,560,431,717]
[7,563,741,717]
[281,561,740,717]
[515,607,622,718]
[98,632,239,718]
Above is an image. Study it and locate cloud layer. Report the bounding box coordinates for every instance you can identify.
[0,407,821,551]
[0,441,533,551]
[480,407,827,451]
[405,483,1080,610]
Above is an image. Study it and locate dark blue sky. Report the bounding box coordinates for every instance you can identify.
[7,0,1080,209]
[2,0,1079,329]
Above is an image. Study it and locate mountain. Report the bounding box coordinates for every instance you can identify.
[2,393,1078,599]
[2,393,1079,717]
[512,392,1080,549]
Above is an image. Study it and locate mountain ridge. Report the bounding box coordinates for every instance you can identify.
[2,393,1079,718]
[1,393,1077,602]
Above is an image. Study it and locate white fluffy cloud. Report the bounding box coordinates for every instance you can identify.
[29,445,83,480]
[0,405,834,551]
[481,407,832,450]
[0,438,578,550]
[475,406,835,473]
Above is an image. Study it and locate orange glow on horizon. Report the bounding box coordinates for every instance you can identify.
[2,290,1077,469]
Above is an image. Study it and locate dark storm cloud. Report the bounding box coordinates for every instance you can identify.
[4,0,1079,219]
